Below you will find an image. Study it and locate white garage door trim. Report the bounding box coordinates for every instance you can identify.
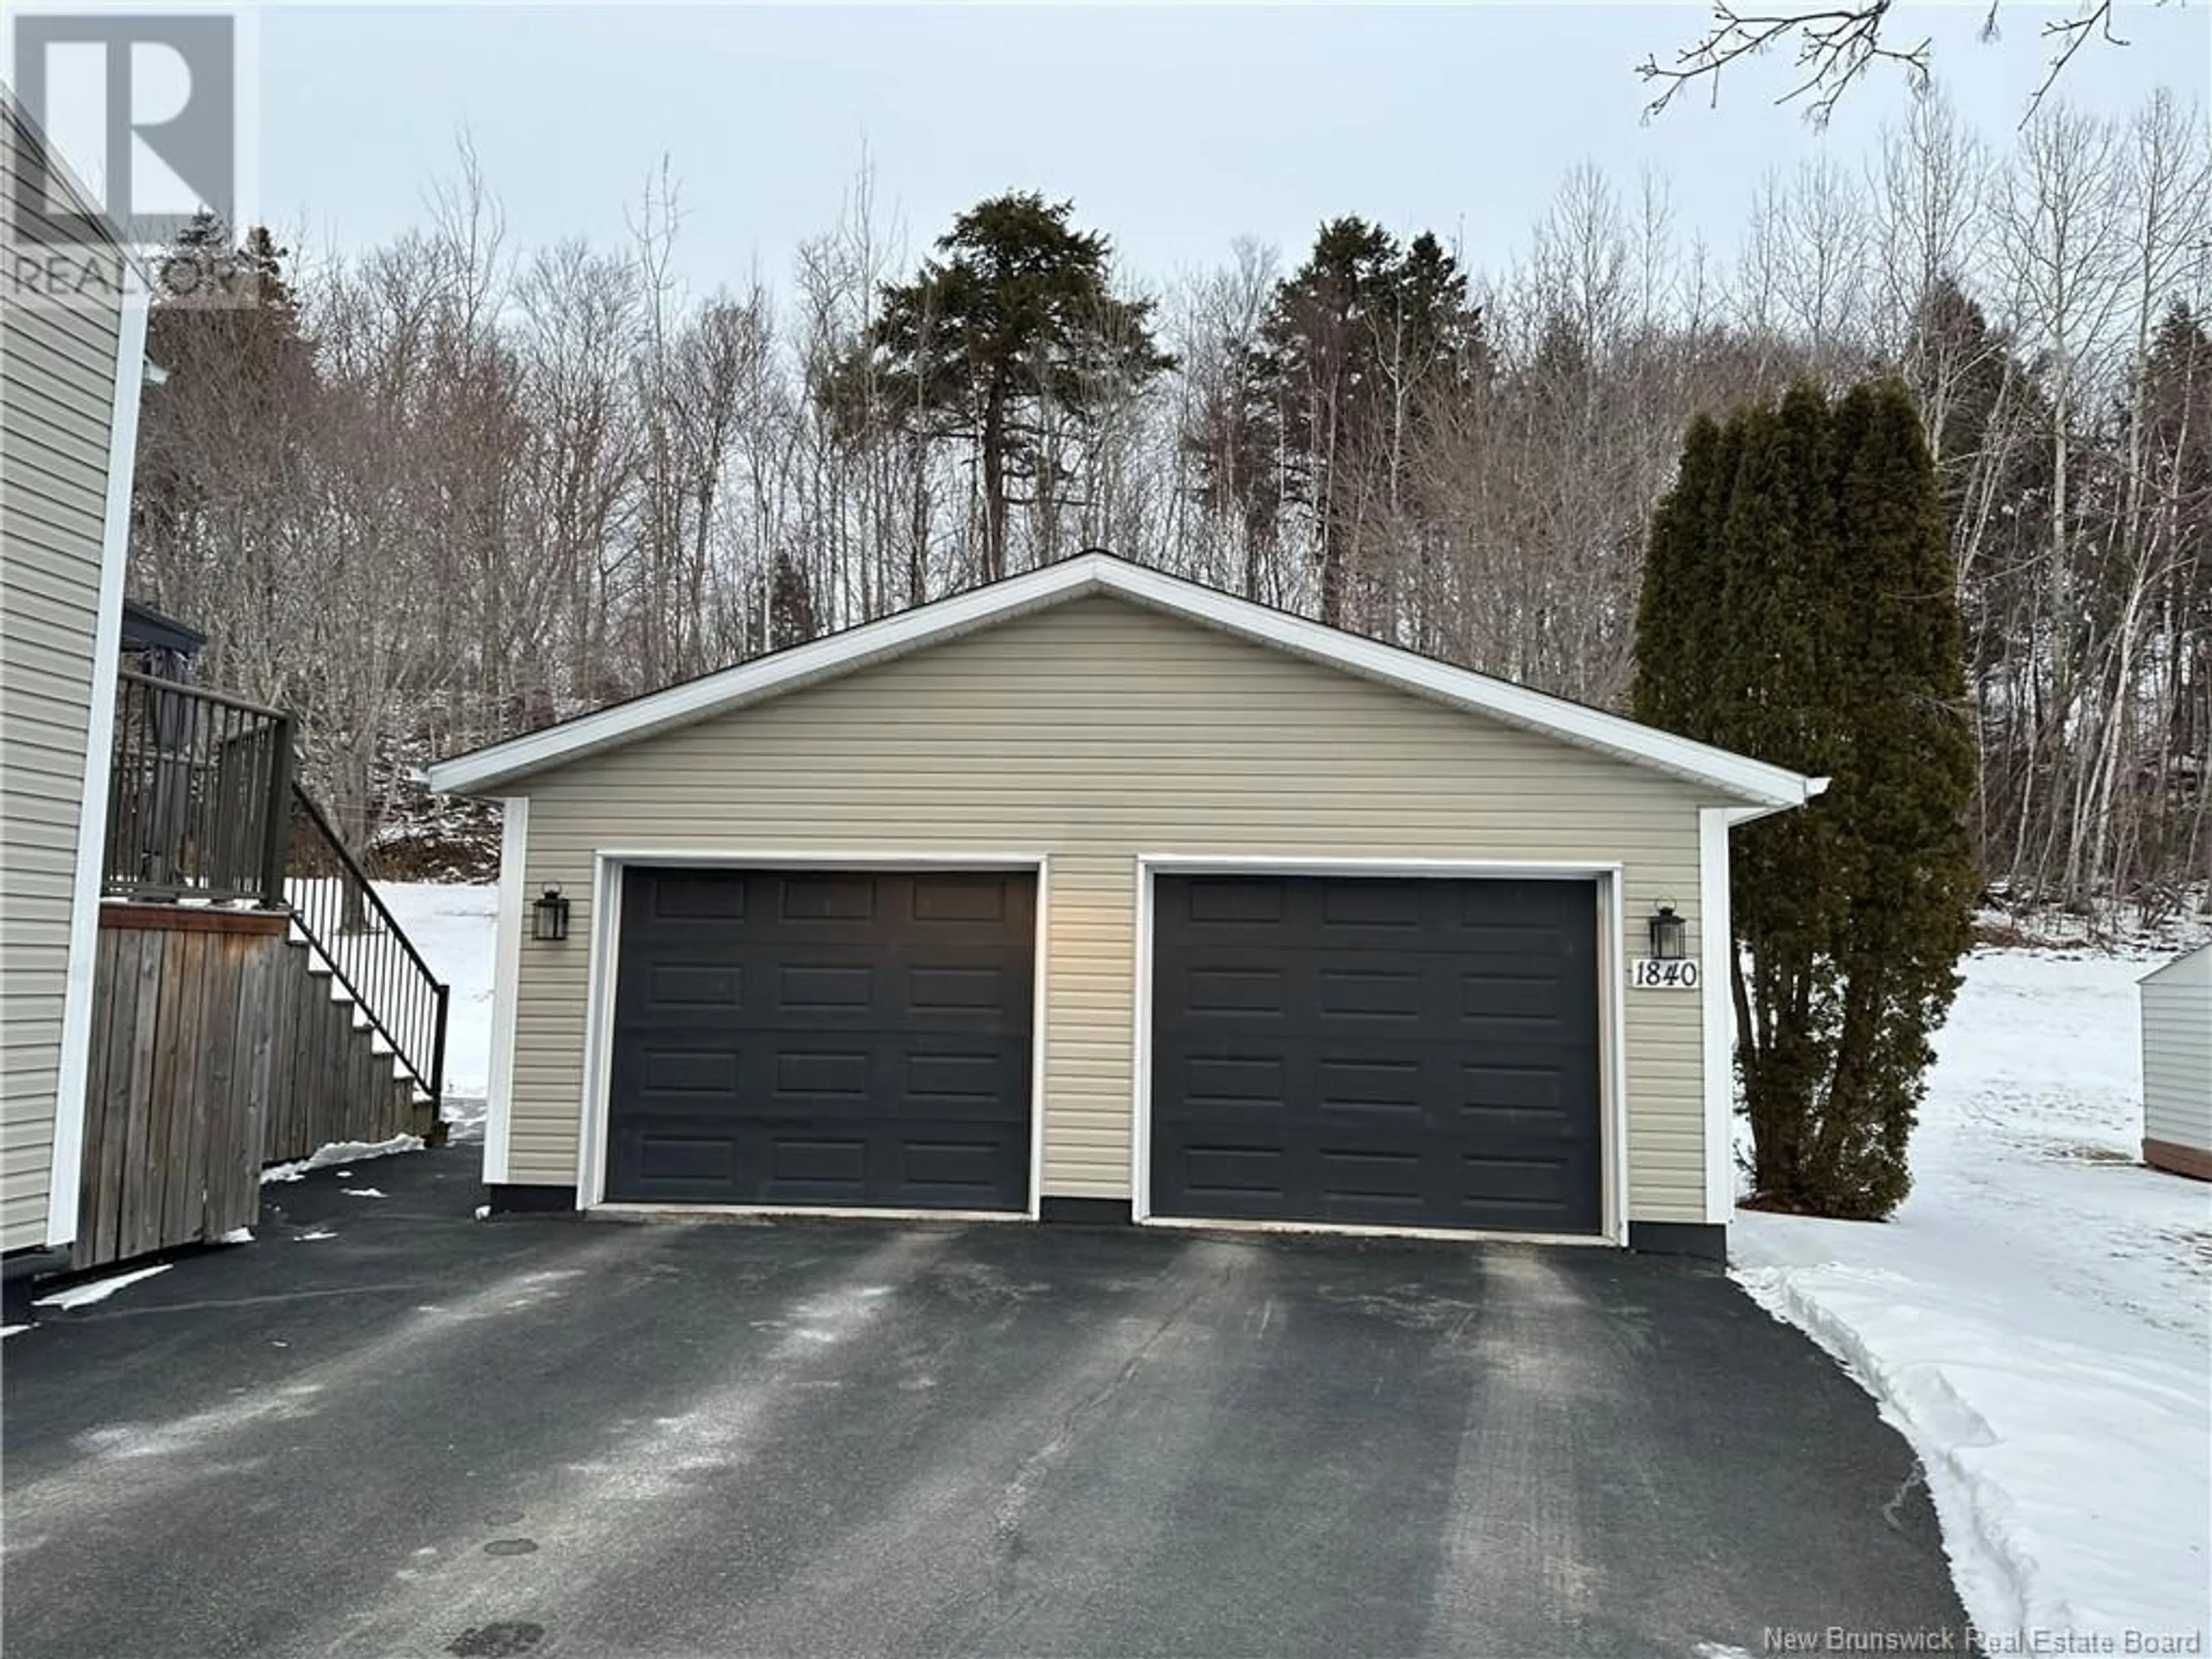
[1130,854,1630,1247]
[577,849,1051,1221]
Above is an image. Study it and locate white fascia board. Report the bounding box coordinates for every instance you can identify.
[427,551,1821,810]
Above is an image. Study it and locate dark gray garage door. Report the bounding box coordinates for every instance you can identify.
[1149,873,1602,1233]
[607,868,1035,1210]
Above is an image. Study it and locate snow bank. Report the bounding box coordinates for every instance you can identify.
[1734,947,2212,1640]
[1736,1252,2207,1637]
[262,1134,423,1185]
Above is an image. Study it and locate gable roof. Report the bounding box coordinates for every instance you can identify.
[2140,941,2212,986]
[423,551,1826,810]
[2,92,131,256]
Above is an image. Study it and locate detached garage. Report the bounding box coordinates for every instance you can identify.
[425,552,1821,1258]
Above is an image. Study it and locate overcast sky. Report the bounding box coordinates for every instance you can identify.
[253,3,2209,295]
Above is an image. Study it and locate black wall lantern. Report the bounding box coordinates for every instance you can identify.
[1647,900,1687,961]
[533,883,571,943]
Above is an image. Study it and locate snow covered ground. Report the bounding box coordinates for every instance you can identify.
[1736,946,2211,1644]
[370,881,2210,1638]
[377,881,497,1140]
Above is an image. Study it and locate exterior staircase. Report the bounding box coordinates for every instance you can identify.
[268,781,449,1161]
[266,927,442,1164]
[74,671,448,1267]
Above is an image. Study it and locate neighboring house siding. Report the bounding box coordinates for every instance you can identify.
[2141,952,2212,1154]
[510,596,1725,1224]
[0,112,124,1251]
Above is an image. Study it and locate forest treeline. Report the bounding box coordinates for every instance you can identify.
[129,88,2210,914]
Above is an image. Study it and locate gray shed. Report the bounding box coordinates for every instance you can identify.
[2139,942,2212,1180]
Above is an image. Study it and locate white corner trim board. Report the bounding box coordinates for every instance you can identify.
[424,554,1826,810]
[482,798,529,1186]
[1698,808,1737,1226]
[48,271,151,1250]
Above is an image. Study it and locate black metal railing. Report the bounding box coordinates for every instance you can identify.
[104,671,294,905]
[285,784,449,1108]
[103,669,449,1109]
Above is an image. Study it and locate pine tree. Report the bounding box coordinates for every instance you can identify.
[132,215,317,643]
[841,194,1172,582]
[1633,378,1977,1219]
[1716,387,1853,1207]
[768,552,821,651]
[1251,219,1483,625]
[1811,377,1980,1216]
[1631,411,1721,736]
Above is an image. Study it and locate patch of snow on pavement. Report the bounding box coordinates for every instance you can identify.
[294,1230,336,1241]
[261,1134,422,1184]
[32,1263,173,1310]
[1733,947,2212,1642]
[218,1226,253,1244]
[2,1324,29,1339]
[342,1188,387,1199]
[75,1382,327,1460]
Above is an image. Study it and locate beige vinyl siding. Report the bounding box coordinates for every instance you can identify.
[0,109,124,1251]
[2140,953,2211,1153]
[510,594,1728,1225]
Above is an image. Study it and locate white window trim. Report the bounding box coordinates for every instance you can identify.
[47,272,150,1250]
[573,850,1052,1219]
[1128,855,1631,1247]
[482,798,529,1185]
[426,554,1825,812]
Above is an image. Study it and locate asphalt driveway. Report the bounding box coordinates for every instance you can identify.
[2,1147,1965,1658]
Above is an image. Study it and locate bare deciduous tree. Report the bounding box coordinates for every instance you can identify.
[129,93,2210,918]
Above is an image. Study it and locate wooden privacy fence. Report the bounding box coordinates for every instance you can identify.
[78,907,285,1268]
[75,905,438,1271]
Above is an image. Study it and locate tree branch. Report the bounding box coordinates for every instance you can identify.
[1638,2,1926,127]
[2027,1,2123,126]
[1639,0,2149,128]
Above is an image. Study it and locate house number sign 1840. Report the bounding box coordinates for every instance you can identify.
[1630,959,1701,990]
